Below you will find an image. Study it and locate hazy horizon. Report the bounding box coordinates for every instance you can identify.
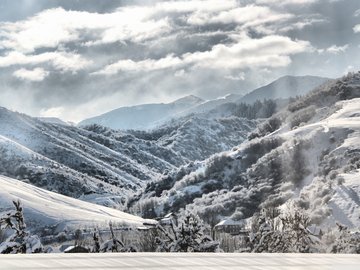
[0,0,359,122]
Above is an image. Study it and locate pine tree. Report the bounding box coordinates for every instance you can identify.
[156,212,220,252]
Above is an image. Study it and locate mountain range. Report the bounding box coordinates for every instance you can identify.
[78,75,329,131]
[2,73,359,235]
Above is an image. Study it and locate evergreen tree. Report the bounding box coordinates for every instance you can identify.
[156,212,220,252]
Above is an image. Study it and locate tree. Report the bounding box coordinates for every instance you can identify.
[280,205,313,253]
[156,212,220,252]
[250,208,289,253]
[0,200,43,254]
[248,205,316,253]
[100,222,137,252]
[92,228,100,253]
[330,223,360,254]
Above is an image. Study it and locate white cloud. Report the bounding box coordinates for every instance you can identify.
[187,5,292,27]
[280,17,326,32]
[174,69,186,77]
[13,67,49,81]
[317,44,348,54]
[0,1,238,52]
[0,51,92,72]
[224,72,245,81]
[94,35,311,75]
[39,107,65,118]
[0,7,171,52]
[355,9,360,17]
[93,55,183,75]
[325,44,349,54]
[256,0,318,5]
[354,25,360,33]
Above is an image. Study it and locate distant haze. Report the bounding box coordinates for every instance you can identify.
[0,0,359,122]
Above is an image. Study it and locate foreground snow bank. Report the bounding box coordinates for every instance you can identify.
[0,253,359,270]
[0,176,156,231]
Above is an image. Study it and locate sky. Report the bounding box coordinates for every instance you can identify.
[0,0,359,122]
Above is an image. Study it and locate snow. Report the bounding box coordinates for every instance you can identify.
[0,253,359,270]
[327,170,360,228]
[0,176,156,231]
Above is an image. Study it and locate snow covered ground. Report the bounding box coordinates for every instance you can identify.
[0,176,155,231]
[0,253,358,270]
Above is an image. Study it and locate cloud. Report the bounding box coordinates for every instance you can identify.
[0,1,238,52]
[0,7,171,52]
[354,25,360,33]
[13,67,49,81]
[0,51,92,72]
[187,5,292,27]
[317,44,349,54]
[39,106,65,118]
[94,35,311,75]
[224,72,245,81]
[355,9,360,17]
[92,54,183,74]
[279,16,326,32]
[256,0,318,5]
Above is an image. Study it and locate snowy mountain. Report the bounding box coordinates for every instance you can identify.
[0,107,189,208]
[130,114,258,161]
[78,95,204,130]
[239,75,331,104]
[0,100,259,210]
[131,72,360,229]
[79,76,328,131]
[0,175,155,232]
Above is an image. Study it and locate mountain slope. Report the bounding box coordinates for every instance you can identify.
[0,102,259,210]
[0,176,155,232]
[131,72,360,229]
[239,75,331,104]
[78,95,204,130]
[0,107,188,207]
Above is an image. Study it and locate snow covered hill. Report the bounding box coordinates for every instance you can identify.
[0,107,188,208]
[239,75,330,104]
[132,72,360,229]
[0,101,258,210]
[78,95,204,130]
[130,114,258,161]
[0,176,155,232]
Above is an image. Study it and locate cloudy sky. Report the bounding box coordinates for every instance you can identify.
[0,0,359,122]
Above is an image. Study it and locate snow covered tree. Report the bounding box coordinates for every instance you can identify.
[280,204,314,253]
[250,208,289,253]
[248,205,316,253]
[0,200,43,254]
[330,223,360,254]
[100,222,137,252]
[92,228,100,253]
[156,212,220,252]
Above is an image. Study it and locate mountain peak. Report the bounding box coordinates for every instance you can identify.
[239,75,331,103]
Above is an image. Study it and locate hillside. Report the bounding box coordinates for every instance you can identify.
[131,72,360,229]
[0,103,258,209]
[239,75,330,104]
[0,176,155,233]
[0,107,187,208]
